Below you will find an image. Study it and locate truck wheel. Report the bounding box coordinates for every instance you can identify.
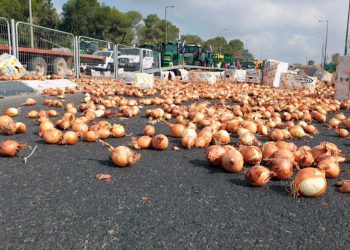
[29,57,47,76]
[53,58,67,76]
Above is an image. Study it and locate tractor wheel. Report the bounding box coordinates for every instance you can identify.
[53,58,68,76]
[29,57,47,76]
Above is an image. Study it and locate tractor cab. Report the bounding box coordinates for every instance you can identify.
[161,42,181,67]
[184,45,202,66]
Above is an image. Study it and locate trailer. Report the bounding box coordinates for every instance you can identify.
[0,44,105,76]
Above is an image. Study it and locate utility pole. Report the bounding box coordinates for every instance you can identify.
[165,6,175,43]
[319,19,329,66]
[345,0,350,55]
[29,0,34,48]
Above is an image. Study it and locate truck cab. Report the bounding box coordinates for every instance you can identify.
[183,45,202,66]
[161,42,181,67]
[86,50,114,72]
[118,48,154,71]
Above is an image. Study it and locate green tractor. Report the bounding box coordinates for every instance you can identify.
[161,42,182,67]
[183,45,202,66]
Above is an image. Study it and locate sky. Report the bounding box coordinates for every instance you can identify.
[53,0,350,64]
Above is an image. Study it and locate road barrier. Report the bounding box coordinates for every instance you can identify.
[0,17,11,55]
[15,21,76,77]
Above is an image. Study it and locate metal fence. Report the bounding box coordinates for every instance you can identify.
[78,36,114,78]
[15,21,75,76]
[0,17,11,55]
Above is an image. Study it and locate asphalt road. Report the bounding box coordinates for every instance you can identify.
[1,92,350,249]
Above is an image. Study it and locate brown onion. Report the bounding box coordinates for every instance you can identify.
[152,134,169,150]
[41,129,63,144]
[291,168,327,197]
[245,165,275,187]
[60,131,78,145]
[317,160,340,178]
[110,124,126,138]
[83,131,99,142]
[0,115,17,135]
[169,124,185,138]
[222,149,244,173]
[144,125,155,136]
[0,140,27,156]
[206,145,226,166]
[4,107,19,117]
[15,122,27,134]
[240,146,262,165]
[213,130,230,145]
[261,142,278,160]
[271,158,293,180]
[111,146,141,167]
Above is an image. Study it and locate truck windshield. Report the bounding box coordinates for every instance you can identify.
[185,47,197,54]
[93,51,112,57]
[120,49,139,55]
[164,44,178,54]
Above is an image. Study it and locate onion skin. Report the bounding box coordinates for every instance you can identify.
[295,148,314,168]
[291,168,327,197]
[0,140,27,156]
[83,131,99,142]
[132,136,152,149]
[111,146,141,167]
[152,134,169,150]
[222,149,244,173]
[182,135,196,149]
[169,124,185,138]
[261,142,278,160]
[110,124,126,138]
[240,146,262,166]
[39,121,55,133]
[206,145,226,166]
[0,115,17,135]
[60,131,78,145]
[41,129,63,144]
[272,149,295,163]
[317,160,340,178]
[336,180,350,193]
[213,130,230,145]
[144,125,156,136]
[271,158,293,180]
[245,165,275,187]
[15,122,27,134]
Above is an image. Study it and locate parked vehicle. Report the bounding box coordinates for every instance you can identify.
[85,50,114,72]
[118,48,154,71]
[161,42,183,67]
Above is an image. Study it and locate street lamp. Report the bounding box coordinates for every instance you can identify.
[318,19,328,66]
[345,0,350,55]
[165,6,175,43]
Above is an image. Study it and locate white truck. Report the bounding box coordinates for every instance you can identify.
[118,48,154,71]
[85,50,115,72]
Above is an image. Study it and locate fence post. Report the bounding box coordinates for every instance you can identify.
[114,44,118,79]
[10,19,16,57]
[139,48,143,73]
[158,53,162,75]
[75,36,80,79]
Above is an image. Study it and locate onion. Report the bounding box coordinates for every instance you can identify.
[335,113,346,121]
[213,130,230,145]
[275,141,297,153]
[152,134,169,150]
[336,180,350,193]
[261,142,278,160]
[194,136,207,148]
[291,168,327,197]
[328,118,341,128]
[182,135,196,149]
[144,125,155,136]
[342,118,350,129]
[4,108,19,117]
[304,125,317,134]
[336,128,349,137]
[245,165,275,187]
[0,140,27,156]
[272,149,295,163]
[132,136,152,149]
[15,122,27,134]
[317,160,340,178]
[169,124,185,138]
[257,123,268,136]
[56,119,71,130]
[0,115,17,135]
[60,131,78,145]
[111,146,141,167]
[97,129,111,139]
[242,121,257,134]
[205,145,226,166]
[289,126,309,139]
[83,131,99,142]
[294,148,314,168]
[240,146,262,165]
[237,127,249,137]
[23,98,37,106]
[48,110,59,117]
[110,124,126,138]
[240,132,257,146]
[41,129,63,144]
[271,158,293,180]
[27,110,39,118]
[39,120,54,133]
[72,122,89,134]
[270,129,284,141]
[311,111,326,123]
[222,149,244,173]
